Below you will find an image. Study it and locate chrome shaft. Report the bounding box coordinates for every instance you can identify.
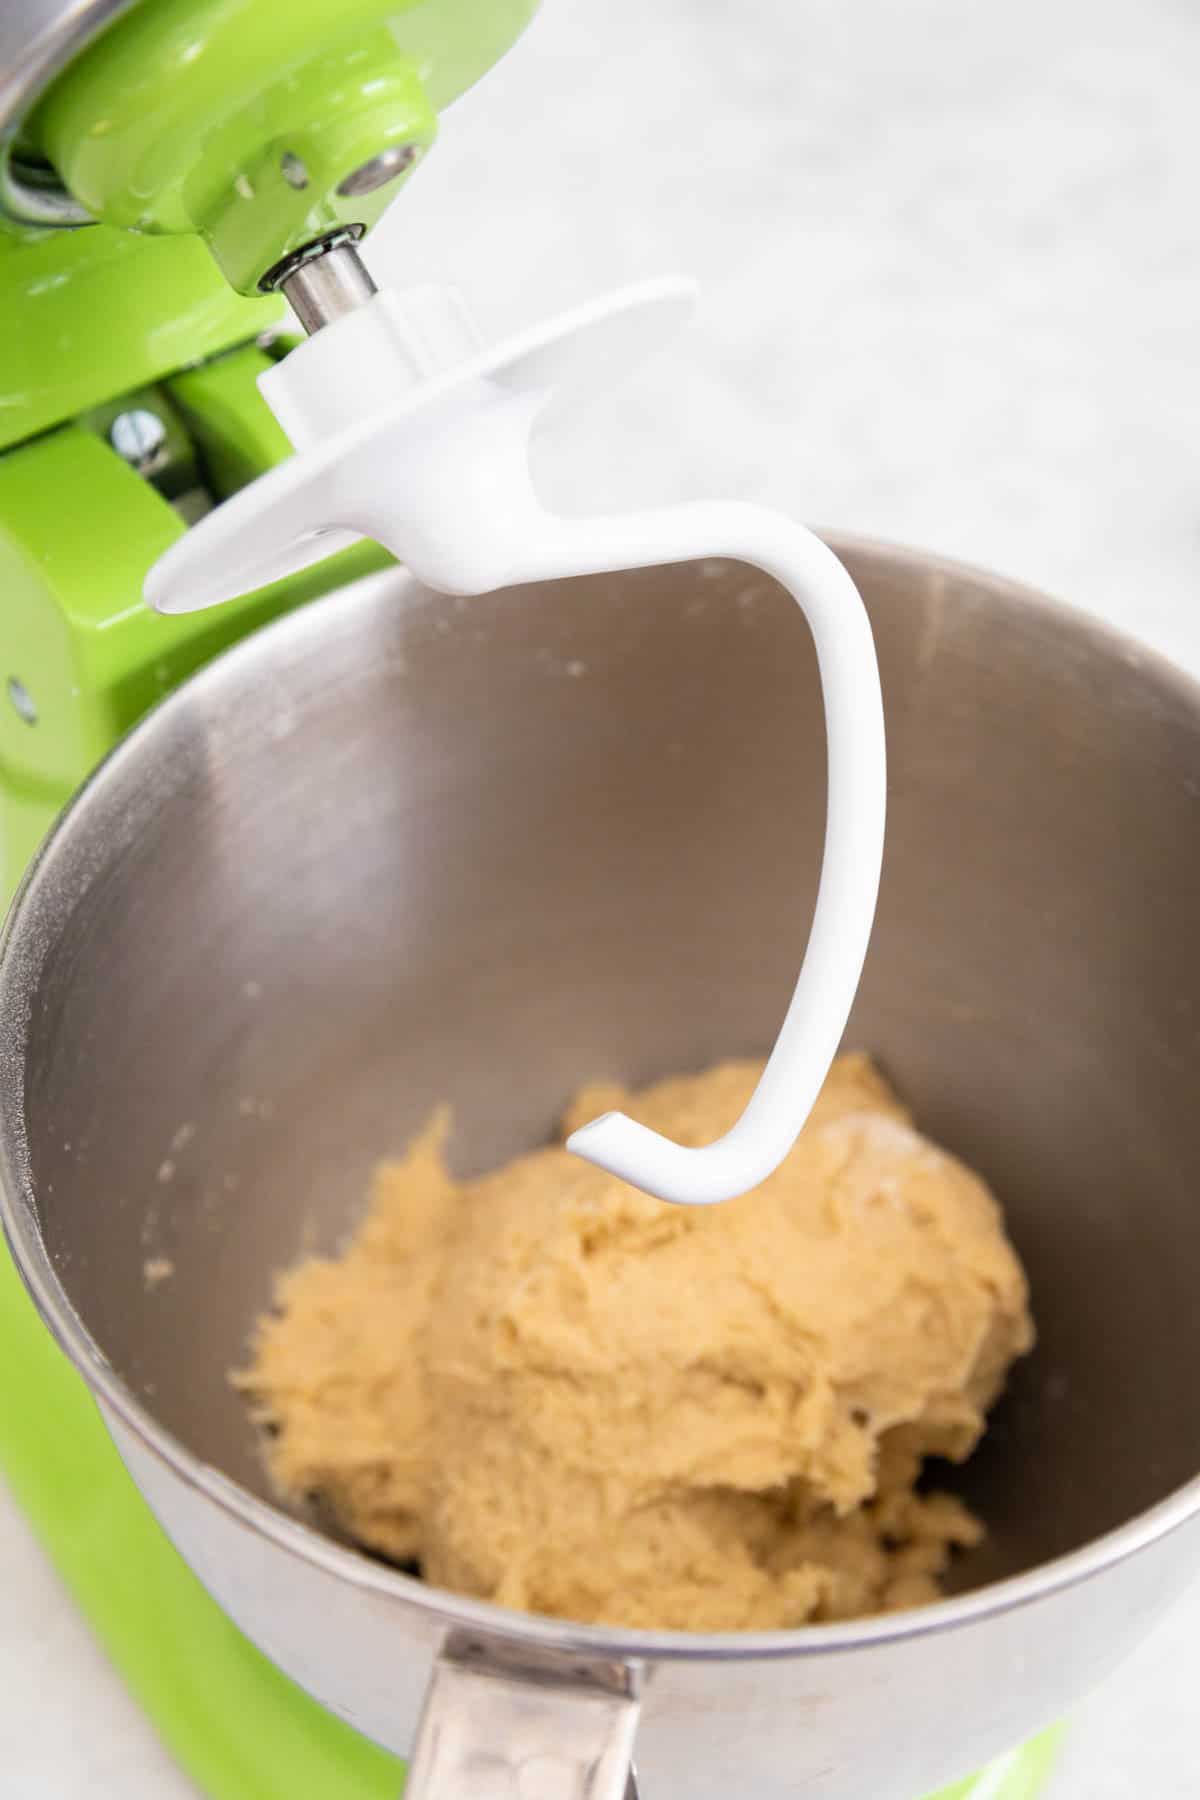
[277,241,378,335]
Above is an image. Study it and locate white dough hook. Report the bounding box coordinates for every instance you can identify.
[145,278,886,1206]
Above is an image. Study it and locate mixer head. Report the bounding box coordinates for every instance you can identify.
[0,0,536,297]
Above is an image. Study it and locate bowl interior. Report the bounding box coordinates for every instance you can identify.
[12,543,1200,1595]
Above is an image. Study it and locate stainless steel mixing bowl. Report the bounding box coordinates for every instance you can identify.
[3,540,1200,1799]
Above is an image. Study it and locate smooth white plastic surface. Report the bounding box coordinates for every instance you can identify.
[146,280,886,1205]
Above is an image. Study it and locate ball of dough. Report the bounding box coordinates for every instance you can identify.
[241,1054,1033,1631]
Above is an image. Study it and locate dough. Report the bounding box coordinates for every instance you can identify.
[239,1055,1034,1630]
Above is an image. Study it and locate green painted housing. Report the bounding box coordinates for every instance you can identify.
[24,0,537,291]
[0,5,533,1788]
[0,227,284,451]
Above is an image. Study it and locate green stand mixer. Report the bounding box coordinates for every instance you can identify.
[0,4,526,1795]
[6,2,1200,1795]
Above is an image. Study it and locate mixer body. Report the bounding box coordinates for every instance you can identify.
[0,3,541,1792]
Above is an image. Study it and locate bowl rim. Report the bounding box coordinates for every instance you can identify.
[3,532,1200,1665]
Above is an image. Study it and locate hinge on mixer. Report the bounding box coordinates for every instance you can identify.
[77,382,213,526]
[75,329,302,528]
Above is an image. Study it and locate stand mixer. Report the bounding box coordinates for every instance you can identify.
[7,0,889,1211]
[4,4,1200,1798]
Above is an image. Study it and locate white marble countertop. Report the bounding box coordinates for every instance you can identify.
[4,0,1200,1792]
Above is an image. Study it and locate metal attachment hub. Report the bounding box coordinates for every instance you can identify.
[269,234,379,336]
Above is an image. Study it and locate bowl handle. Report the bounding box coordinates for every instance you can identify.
[404,1635,641,1800]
